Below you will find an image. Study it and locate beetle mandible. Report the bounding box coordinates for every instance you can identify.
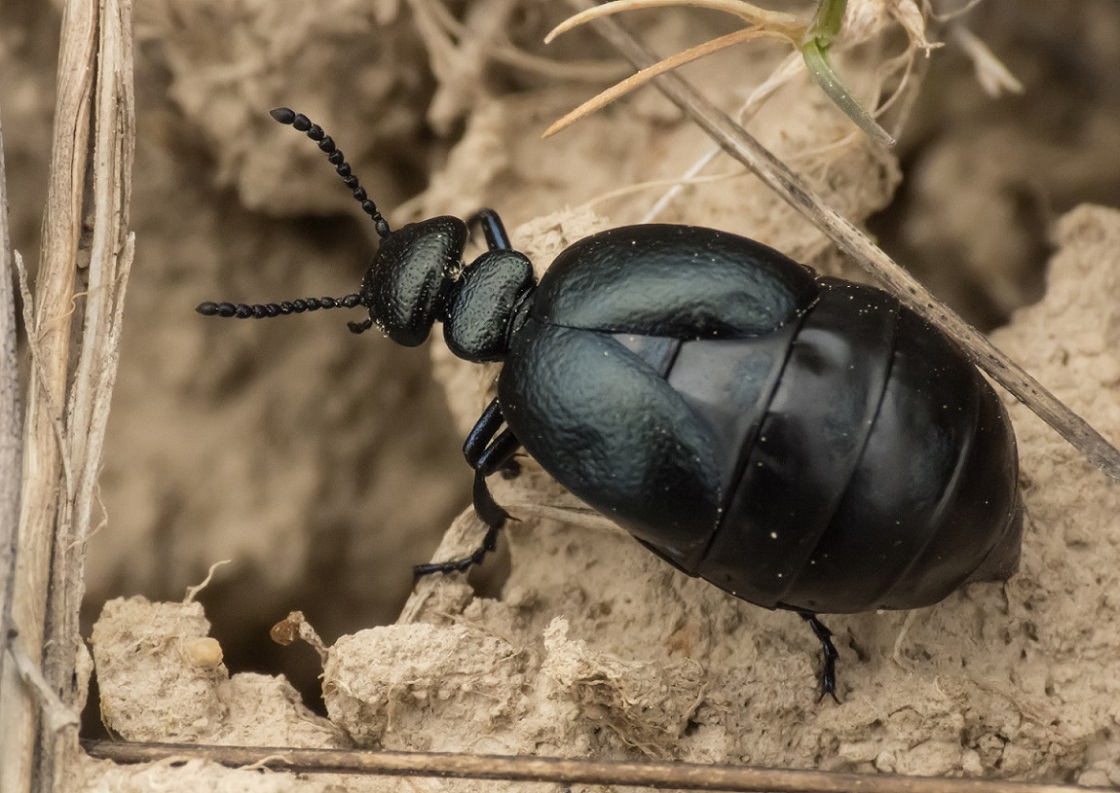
[198,108,1023,700]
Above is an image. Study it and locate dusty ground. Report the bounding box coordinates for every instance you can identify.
[4,0,1120,790]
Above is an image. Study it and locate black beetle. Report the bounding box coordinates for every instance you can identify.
[198,108,1022,700]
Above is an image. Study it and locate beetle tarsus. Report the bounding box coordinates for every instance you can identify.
[799,612,841,704]
[413,522,501,580]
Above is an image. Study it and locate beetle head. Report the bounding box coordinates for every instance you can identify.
[358,216,467,346]
[197,108,465,346]
[195,109,536,355]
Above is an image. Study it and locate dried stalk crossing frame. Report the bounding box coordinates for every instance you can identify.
[82,739,1096,793]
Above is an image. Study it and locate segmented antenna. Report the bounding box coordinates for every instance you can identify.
[194,109,388,334]
[195,295,374,334]
[196,294,360,319]
[269,107,391,239]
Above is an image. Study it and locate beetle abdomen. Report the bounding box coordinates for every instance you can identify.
[691,279,1021,613]
[506,225,1020,617]
[790,303,1021,612]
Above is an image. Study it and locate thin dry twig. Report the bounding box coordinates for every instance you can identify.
[0,89,21,719]
[3,0,135,790]
[7,644,81,734]
[543,0,801,138]
[45,0,135,736]
[15,253,76,502]
[544,26,790,137]
[409,0,600,131]
[561,0,1120,481]
[931,0,986,23]
[420,0,625,82]
[544,0,803,40]
[0,106,17,609]
[951,25,1023,97]
[546,0,903,145]
[81,739,1096,793]
[4,0,99,785]
[183,560,232,603]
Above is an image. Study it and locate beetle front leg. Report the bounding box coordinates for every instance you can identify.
[799,612,841,704]
[414,420,521,579]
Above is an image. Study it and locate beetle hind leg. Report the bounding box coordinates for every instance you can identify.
[799,612,841,704]
[414,400,520,579]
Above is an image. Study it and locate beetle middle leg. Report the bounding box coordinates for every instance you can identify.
[414,399,521,579]
[799,612,841,703]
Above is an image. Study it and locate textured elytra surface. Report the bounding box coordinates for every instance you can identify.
[1,0,1113,789]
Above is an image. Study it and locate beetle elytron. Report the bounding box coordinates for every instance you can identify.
[198,108,1022,699]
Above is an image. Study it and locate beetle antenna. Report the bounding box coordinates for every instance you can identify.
[269,107,392,239]
[196,293,375,334]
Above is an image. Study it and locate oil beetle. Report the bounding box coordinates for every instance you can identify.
[198,108,1022,700]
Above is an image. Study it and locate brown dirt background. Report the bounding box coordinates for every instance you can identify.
[5,0,1120,789]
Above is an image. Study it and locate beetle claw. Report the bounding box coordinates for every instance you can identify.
[799,612,841,704]
[816,664,841,705]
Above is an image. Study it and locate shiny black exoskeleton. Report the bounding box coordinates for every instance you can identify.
[198,109,1022,700]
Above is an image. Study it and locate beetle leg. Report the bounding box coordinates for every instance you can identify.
[414,427,521,579]
[463,398,504,466]
[470,432,520,527]
[464,397,521,479]
[466,209,512,252]
[410,494,500,579]
[799,612,841,704]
